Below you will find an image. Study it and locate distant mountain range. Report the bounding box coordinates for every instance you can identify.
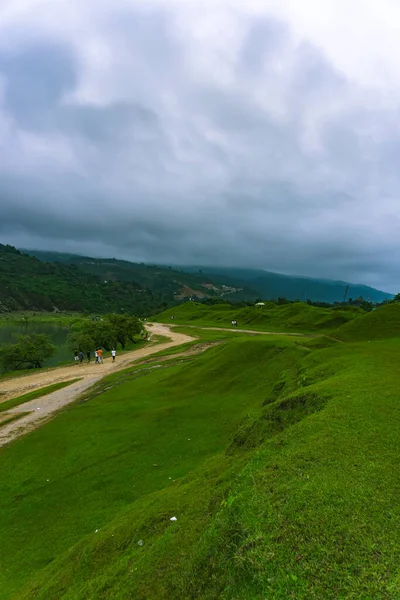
[25,249,392,305]
[0,244,392,314]
[176,266,393,304]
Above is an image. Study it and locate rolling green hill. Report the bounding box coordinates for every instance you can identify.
[155,300,364,333]
[2,319,400,598]
[335,302,400,341]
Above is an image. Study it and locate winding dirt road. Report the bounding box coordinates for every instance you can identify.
[172,324,312,336]
[0,324,195,447]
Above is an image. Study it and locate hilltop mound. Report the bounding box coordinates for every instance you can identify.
[155,301,363,333]
[335,303,400,341]
[4,325,400,598]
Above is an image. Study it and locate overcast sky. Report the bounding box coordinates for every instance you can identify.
[0,0,400,291]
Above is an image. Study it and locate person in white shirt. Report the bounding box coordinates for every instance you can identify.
[111,349,116,362]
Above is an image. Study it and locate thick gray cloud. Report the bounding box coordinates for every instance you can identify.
[0,0,400,291]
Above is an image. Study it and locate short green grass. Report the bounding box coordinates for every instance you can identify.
[336,302,400,341]
[1,310,400,599]
[0,335,303,598]
[0,379,81,413]
[0,412,30,428]
[155,301,363,333]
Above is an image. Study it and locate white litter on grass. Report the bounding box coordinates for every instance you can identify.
[170,517,177,521]
[138,540,144,546]
[95,529,99,533]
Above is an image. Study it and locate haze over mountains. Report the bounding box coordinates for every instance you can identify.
[178,265,392,304]
[24,248,392,305]
[0,243,392,315]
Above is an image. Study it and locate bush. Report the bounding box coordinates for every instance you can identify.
[0,334,57,371]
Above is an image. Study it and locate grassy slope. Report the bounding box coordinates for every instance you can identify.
[0,336,303,599]
[0,319,399,598]
[1,299,400,600]
[335,302,400,341]
[154,301,363,333]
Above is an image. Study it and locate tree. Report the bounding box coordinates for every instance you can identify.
[105,314,143,348]
[67,332,95,353]
[0,334,57,371]
[68,314,144,352]
[69,320,115,351]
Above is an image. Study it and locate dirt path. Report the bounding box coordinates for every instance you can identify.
[169,324,316,337]
[0,324,195,447]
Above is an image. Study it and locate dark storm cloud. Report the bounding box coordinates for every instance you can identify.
[0,2,399,291]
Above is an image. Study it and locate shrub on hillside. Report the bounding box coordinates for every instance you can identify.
[0,334,57,371]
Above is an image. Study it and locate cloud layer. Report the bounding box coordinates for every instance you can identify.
[1,0,400,291]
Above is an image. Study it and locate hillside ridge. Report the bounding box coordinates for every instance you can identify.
[24,248,392,304]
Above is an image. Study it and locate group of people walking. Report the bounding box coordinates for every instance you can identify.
[74,349,116,365]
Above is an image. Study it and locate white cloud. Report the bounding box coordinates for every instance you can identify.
[0,0,399,291]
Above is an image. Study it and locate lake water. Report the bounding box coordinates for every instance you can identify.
[0,322,72,367]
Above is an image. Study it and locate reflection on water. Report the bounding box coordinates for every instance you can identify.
[0,322,71,367]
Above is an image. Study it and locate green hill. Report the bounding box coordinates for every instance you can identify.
[23,250,256,302]
[0,244,165,315]
[155,300,363,333]
[2,328,400,598]
[335,302,400,341]
[1,245,255,315]
[179,265,393,304]
[25,250,393,304]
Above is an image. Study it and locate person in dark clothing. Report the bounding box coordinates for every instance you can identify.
[79,351,84,364]
[86,351,91,363]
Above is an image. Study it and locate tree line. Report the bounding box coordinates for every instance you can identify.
[0,314,145,372]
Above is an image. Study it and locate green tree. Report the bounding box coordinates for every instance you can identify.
[68,314,144,352]
[0,334,57,371]
[69,320,114,352]
[67,332,95,353]
[106,314,143,348]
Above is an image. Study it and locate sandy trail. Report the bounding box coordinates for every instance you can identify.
[0,324,195,447]
[169,324,314,336]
